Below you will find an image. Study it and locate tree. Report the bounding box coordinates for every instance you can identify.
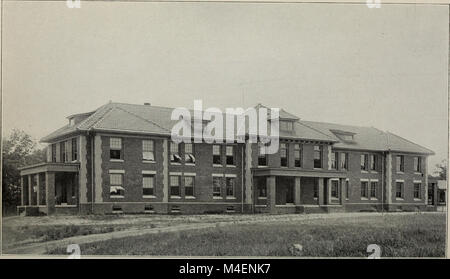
[2,129,46,215]
[433,160,447,180]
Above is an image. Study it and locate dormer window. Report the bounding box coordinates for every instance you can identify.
[330,129,356,142]
[280,121,294,131]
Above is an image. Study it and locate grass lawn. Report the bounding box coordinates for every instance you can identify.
[47,213,446,257]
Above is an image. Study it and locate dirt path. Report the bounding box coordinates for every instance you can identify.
[3,212,439,256]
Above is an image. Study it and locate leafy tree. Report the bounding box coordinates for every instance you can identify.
[433,160,447,180]
[2,129,46,215]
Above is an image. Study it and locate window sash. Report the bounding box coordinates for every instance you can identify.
[370,182,377,198]
[361,155,367,170]
[340,153,348,169]
[414,183,421,198]
[71,138,78,161]
[212,177,222,196]
[110,174,123,186]
[170,175,180,196]
[213,145,221,155]
[370,155,377,170]
[226,146,234,165]
[258,184,267,197]
[143,175,154,188]
[345,180,349,199]
[313,146,322,168]
[226,178,235,196]
[184,143,195,164]
[361,182,368,198]
[184,176,195,196]
[60,142,66,162]
[414,157,421,172]
[396,182,403,198]
[52,144,57,162]
[331,181,339,198]
[331,152,337,169]
[110,138,122,150]
[397,156,404,172]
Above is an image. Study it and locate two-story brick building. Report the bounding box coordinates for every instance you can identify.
[17,102,436,215]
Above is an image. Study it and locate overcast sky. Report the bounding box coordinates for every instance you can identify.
[2,2,448,172]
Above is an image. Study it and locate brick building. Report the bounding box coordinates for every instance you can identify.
[17,102,436,215]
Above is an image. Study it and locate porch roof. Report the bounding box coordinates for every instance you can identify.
[19,162,80,176]
[252,167,346,178]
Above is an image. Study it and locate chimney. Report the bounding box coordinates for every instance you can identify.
[144,102,151,106]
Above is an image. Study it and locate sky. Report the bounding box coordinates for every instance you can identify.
[2,1,448,172]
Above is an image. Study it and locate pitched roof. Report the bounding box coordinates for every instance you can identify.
[300,120,434,155]
[40,102,435,155]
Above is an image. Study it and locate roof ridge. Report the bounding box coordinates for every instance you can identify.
[371,127,390,151]
[114,106,171,133]
[300,119,378,130]
[77,103,114,130]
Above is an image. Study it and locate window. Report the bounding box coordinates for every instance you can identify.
[294,144,302,167]
[60,142,66,162]
[428,185,434,205]
[212,176,222,197]
[313,183,318,198]
[143,174,154,196]
[184,143,195,164]
[331,152,337,169]
[361,181,368,198]
[331,180,339,198]
[258,143,268,166]
[414,183,421,199]
[213,145,222,165]
[345,180,349,199]
[396,182,404,198]
[414,157,421,173]
[226,177,235,197]
[110,174,124,198]
[370,155,377,171]
[280,121,294,131]
[170,175,180,196]
[257,181,267,198]
[51,144,57,162]
[226,146,234,166]
[313,146,322,168]
[170,142,181,164]
[340,153,348,170]
[396,155,404,172]
[370,181,378,198]
[280,143,288,167]
[71,138,78,161]
[361,154,368,171]
[110,138,122,160]
[184,176,195,197]
[142,140,155,162]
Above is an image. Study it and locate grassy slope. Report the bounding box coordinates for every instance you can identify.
[47,213,446,257]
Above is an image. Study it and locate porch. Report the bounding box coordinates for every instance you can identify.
[17,162,80,215]
[253,168,347,213]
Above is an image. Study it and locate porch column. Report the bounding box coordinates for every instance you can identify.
[36,173,41,206]
[340,178,346,205]
[318,178,324,206]
[28,175,32,206]
[294,177,301,205]
[20,176,25,206]
[46,172,56,215]
[326,179,332,205]
[267,176,276,212]
[433,183,438,206]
